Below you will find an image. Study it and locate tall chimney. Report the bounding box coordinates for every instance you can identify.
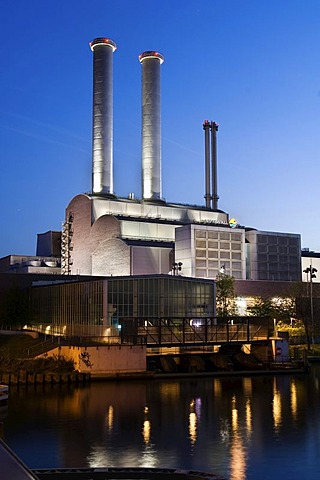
[139,51,164,201]
[211,121,219,210]
[203,120,211,208]
[203,120,219,209]
[89,38,117,195]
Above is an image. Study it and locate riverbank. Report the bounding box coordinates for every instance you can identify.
[0,371,90,386]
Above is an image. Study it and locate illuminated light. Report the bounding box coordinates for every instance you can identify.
[117,325,122,330]
[213,378,222,397]
[231,395,238,432]
[139,51,164,64]
[190,319,202,327]
[189,412,197,445]
[144,406,149,414]
[45,325,51,334]
[245,399,252,436]
[272,380,282,433]
[106,405,114,431]
[242,377,252,395]
[230,435,247,480]
[195,398,202,418]
[291,381,298,419]
[142,419,151,445]
[232,407,238,432]
[89,37,117,52]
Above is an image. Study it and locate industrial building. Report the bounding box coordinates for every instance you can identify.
[60,37,301,287]
[0,37,317,378]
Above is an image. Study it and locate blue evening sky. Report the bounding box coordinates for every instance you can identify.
[0,0,319,258]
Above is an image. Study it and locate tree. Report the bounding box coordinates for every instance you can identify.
[249,296,296,322]
[1,286,30,329]
[249,286,314,349]
[216,273,236,318]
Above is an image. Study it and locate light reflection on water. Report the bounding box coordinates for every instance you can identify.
[3,366,320,479]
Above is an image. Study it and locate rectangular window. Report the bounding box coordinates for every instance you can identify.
[231,233,242,241]
[232,262,242,269]
[208,240,218,249]
[208,269,218,278]
[196,259,206,268]
[196,240,206,248]
[220,232,230,241]
[196,268,207,277]
[233,271,242,279]
[208,260,219,268]
[195,230,206,238]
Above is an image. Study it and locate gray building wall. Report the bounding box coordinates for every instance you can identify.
[245,229,301,281]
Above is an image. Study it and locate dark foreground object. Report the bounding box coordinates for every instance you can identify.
[33,467,225,479]
[0,439,225,480]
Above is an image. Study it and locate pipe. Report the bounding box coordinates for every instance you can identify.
[139,51,164,200]
[90,38,117,195]
[211,121,219,210]
[203,120,211,208]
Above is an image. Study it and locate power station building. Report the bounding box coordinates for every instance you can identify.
[61,37,301,284]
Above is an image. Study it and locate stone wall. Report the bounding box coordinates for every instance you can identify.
[41,344,147,375]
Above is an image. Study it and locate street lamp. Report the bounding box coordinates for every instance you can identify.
[172,262,183,276]
[303,265,317,351]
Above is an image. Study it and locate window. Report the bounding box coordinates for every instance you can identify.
[220,232,230,241]
[195,230,206,238]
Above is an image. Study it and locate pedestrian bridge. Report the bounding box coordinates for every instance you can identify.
[122,316,274,348]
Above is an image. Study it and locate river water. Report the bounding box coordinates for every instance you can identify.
[2,366,320,480]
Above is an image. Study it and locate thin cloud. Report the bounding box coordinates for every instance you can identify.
[0,124,90,154]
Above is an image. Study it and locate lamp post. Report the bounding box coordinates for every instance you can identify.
[303,265,317,351]
[172,262,183,276]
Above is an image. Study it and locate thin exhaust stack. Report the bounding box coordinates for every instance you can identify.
[203,120,219,209]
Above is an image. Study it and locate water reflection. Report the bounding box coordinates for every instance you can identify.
[106,405,114,432]
[4,367,320,480]
[230,394,247,480]
[245,399,252,438]
[272,379,282,434]
[290,381,298,421]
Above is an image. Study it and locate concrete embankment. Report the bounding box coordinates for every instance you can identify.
[0,371,90,386]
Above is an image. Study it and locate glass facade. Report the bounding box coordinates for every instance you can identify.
[29,275,215,338]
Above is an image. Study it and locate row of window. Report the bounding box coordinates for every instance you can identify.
[257,245,299,254]
[195,230,242,242]
[196,269,243,279]
[257,254,299,264]
[196,240,242,250]
[196,249,242,260]
[257,235,299,246]
[196,259,242,270]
